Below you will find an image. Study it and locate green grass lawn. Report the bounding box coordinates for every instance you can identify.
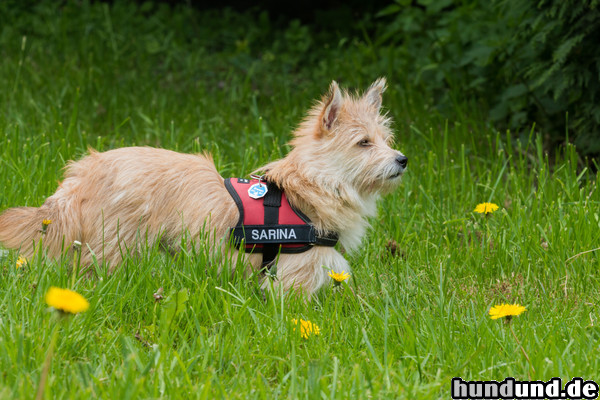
[1,2,599,399]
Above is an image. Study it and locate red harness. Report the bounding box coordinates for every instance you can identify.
[225,178,338,266]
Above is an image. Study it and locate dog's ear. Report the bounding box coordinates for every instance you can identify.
[321,80,343,134]
[364,77,387,112]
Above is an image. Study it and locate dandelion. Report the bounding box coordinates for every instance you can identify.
[41,219,52,234]
[45,287,89,314]
[328,270,351,286]
[489,303,527,321]
[489,302,533,377]
[16,256,27,269]
[37,287,89,400]
[292,318,320,339]
[474,202,499,215]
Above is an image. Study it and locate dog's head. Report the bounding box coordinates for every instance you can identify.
[291,78,407,195]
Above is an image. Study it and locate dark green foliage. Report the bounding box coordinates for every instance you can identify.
[377,0,600,155]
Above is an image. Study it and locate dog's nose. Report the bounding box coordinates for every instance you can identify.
[396,155,408,168]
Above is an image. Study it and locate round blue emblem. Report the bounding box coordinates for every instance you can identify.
[248,183,268,199]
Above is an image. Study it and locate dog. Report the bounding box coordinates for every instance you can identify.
[0,78,407,295]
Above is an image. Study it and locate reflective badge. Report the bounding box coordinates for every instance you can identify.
[248,183,268,199]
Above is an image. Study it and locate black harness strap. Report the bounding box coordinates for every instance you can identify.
[314,234,339,247]
[262,183,282,267]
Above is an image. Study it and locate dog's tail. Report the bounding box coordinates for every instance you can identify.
[0,199,77,258]
[0,206,44,256]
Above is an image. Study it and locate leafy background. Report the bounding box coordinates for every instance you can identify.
[377,0,600,156]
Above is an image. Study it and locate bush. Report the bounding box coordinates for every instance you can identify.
[377,0,600,156]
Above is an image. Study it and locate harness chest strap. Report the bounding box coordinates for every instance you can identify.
[224,178,338,266]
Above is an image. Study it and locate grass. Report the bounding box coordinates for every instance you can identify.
[1,1,600,399]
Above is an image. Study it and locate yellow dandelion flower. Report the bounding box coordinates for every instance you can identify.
[16,256,27,269]
[292,318,320,339]
[474,202,499,214]
[41,219,52,234]
[489,303,527,320]
[45,287,89,314]
[328,270,351,285]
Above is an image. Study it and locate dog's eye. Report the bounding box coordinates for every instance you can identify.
[357,139,370,147]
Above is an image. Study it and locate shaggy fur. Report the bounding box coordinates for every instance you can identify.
[0,78,407,295]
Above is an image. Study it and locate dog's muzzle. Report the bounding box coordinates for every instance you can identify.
[388,155,408,179]
[396,155,408,169]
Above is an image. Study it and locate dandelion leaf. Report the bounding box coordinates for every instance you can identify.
[162,288,189,329]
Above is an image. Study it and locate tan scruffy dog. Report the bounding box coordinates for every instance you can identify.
[0,78,407,295]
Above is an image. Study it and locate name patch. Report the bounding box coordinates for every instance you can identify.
[230,224,315,245]
[251,228,297,241]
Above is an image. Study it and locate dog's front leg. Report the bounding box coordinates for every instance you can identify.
[266,247,350,297]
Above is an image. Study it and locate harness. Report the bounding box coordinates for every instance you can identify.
[225,177,338,267]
